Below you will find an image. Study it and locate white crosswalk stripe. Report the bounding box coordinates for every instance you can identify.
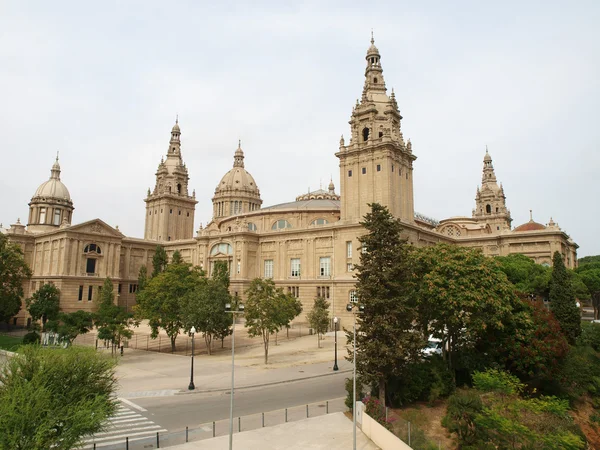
[83,402,167,449]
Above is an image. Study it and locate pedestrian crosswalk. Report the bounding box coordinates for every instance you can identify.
[84,403,167,449]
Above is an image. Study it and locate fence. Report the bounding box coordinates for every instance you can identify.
[385,407,445,450]
[86,397,346,449]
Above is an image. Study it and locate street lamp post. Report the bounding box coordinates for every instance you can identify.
[225,302,245,450]
[333,316,339,371]
[347,303,364,450]
[188,326,196,390]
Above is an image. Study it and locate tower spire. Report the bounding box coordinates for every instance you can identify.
[233,140,245,168]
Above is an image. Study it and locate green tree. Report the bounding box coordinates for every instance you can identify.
[495,253,551,299]
[48,310,94,346]
[171,250,183,264]
[26,283,61,331]
[550,251,581,344]
[307,297,330,348]
[0,234,32,325]
[576,260,600,319]
[182,276,232,355]
[412,244,519,376]
[151,245,168,277]
[95,278,136,353]
[245,278,301,363]
[138,265,148,292]
[212,260,231,288]
[352,203,422,405]
[0,346,118,450]
[136,260,202,351]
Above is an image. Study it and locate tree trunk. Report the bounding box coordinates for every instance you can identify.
[170,335,176,352]
[221,337,225,348]
[379,377,386,407]
[317,332,321,348]
[275,331,278,346]
[263,332,269,364]
[205,334,212,355]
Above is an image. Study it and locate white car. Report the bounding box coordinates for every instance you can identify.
[423,336,443,356]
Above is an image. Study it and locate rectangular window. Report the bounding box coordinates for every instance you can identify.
[118,283,122,294]
[377,164,381,172]
[129,284,138,294]
[289,286,300,298]
[325,286,330,299]
[86,258,96,274]
[237,261,241,274]
[348,170,352,177]
[362,167,366,174]
[264,259,274,279]
[78,285,83,301]
[39,207,46,224]
[347,263,353,272]
[53,209,61,225]
[319,257,331,278]
[317,286,321,297]
[346,241,352,258]
[290,258,301,277]
[391,164,394,172]
[87,286,93,301]
[349,290,358,303]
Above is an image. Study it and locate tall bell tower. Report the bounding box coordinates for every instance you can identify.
[144,119,197,241]
[336,35,416,223]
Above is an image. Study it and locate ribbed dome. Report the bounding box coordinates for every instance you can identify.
[216,166,260,194]
[32,158,71,201]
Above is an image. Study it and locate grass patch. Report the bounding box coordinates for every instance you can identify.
[0,335,23,352]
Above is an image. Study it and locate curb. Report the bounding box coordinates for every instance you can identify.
[175,368,353,395]
[0,349,16,357]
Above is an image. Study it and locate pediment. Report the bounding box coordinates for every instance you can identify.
[67,219,125,238]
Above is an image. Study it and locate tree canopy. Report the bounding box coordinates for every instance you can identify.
[151,245,168,277]
[550,251,581,344]
[0,346,118,450]
[245,278,302,363]
[26,283,61,331]
[0,234,31,324]
[307,296,330,348]
[135,258,202,351]
[352,203,422,405]
[95,278,136,353]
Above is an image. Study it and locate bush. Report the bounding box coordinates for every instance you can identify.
[22,332,40,345]
[442,389,483,446]
[363,395,394,431]
[345,377,366,412]
[387,355,455,406]
[578,322,600,351]
[556,345,600,401]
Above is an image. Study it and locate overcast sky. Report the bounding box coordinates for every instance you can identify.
[1,1,598,256]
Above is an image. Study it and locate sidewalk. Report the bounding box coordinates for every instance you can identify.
[115,330,352,397]
[167,413,379,450]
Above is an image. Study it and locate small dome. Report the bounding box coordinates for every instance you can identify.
[32,157,71,201]
[216,167,260,194]
[484,150,492,162]
[513,221,546,232]
[172,118,180,133]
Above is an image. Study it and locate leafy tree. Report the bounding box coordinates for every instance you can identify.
[48,310,94,346]
[138,265,148,292]
[212,260,231,288]
[412,244,519,377]
[0,234,32,324]
[499,297,569,386]
[171,250,183,265]
[550,251,581,344]
[576,260,600,319]
[136,260,202,351]
[0,346,118,450]
[182,275,232,355]
[151,245,168,277]
[25,283,61,331]
[245,278,301,363]
[307,297,330,348]
[495,253,551,299]
[95,278,136,353]
[352,203,422,406]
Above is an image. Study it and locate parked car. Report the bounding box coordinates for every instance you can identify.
[423,336,443,356]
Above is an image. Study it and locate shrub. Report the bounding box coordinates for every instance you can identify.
[556,345,600,401]
[22,332,40,345]
[345,377,365,412]
[387,355,455,406]
[363,395,394,431]
[442,389,483,446]
[578,322,600,351]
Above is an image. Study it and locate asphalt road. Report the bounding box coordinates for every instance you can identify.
[130,371,348,432]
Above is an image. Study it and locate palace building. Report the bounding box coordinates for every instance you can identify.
[3,37,578,327]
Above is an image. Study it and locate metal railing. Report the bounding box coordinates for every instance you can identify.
[86,397,346,449]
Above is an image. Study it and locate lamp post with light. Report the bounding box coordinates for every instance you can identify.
[333,316,339,371]
[225,302,245,450]
[347,302,364,450]
[188,326,196,390]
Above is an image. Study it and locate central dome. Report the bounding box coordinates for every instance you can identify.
[216,167,259,194]
[32,158,71,202]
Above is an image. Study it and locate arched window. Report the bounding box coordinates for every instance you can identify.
[310,218,329,226]
[362,127,370,142]
[210,243,233,256]
[248,223,257,231]
[486,204,491,214]
[177,183,182,194]
[84,243,102,254]
[272,219,292,230]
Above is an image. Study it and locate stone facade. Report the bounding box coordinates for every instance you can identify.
[3,37,578,329]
